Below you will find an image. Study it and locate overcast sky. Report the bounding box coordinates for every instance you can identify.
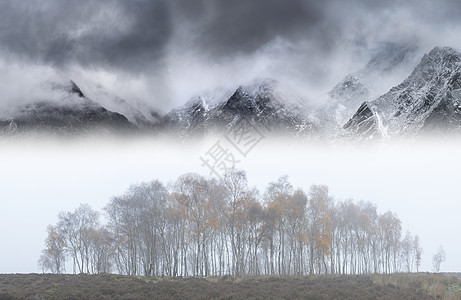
[1,0,461,111]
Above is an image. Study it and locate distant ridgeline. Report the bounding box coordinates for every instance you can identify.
[39,170,422,276]
[2,46,461,140]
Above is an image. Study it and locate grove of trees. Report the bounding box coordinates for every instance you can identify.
[38,170,423,276]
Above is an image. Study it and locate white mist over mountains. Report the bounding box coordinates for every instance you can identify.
[2,43,460,140]
[1,0,461,113]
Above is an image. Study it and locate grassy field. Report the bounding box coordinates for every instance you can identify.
[0,273,460,299]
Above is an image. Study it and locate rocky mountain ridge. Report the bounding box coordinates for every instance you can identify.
[1,45,461,141]
[344,47,461,139]
[0,81,135,135]
[162,79,318,138]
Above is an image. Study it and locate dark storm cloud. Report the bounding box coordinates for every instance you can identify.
[1,0,461,110]
[2,0,460,73]
[0,0,172,72]
[170,0,461,61]
[173,0,333,57]
[0,0,342,72]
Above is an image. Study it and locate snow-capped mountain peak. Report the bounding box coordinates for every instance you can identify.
[344,46,461,139]
[162,78,318,138]
[324,43,419,128]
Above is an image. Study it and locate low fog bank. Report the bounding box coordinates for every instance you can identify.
[0,136,460,273]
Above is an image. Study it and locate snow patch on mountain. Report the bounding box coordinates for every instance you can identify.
[162,78,319,138]
[325,43,419,127]
[344,46,461,139]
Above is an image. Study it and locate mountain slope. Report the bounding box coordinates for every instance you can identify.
[325,43,418,127]
[162,79,318,138]
[0,81,135,135]
[344,47,461,139]
[80,84,161,130]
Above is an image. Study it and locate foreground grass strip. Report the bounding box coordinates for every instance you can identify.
[0,273,459,300]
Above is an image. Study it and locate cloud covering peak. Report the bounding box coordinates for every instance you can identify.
[1,0,461,111]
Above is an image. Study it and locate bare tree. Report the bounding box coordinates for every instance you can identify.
[401,231,414,272]
[57,203,100,274]
[38,225,66,274]
[104,180,169,276]
[432,246,446,272]
[285,188,308,275]
[307,185,333,274]
[414,235,423,272]
[378,211,401,274]
[223,169,249,276]
[89,226,114,274]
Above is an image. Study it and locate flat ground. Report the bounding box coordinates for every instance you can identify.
[0,273,460,300]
